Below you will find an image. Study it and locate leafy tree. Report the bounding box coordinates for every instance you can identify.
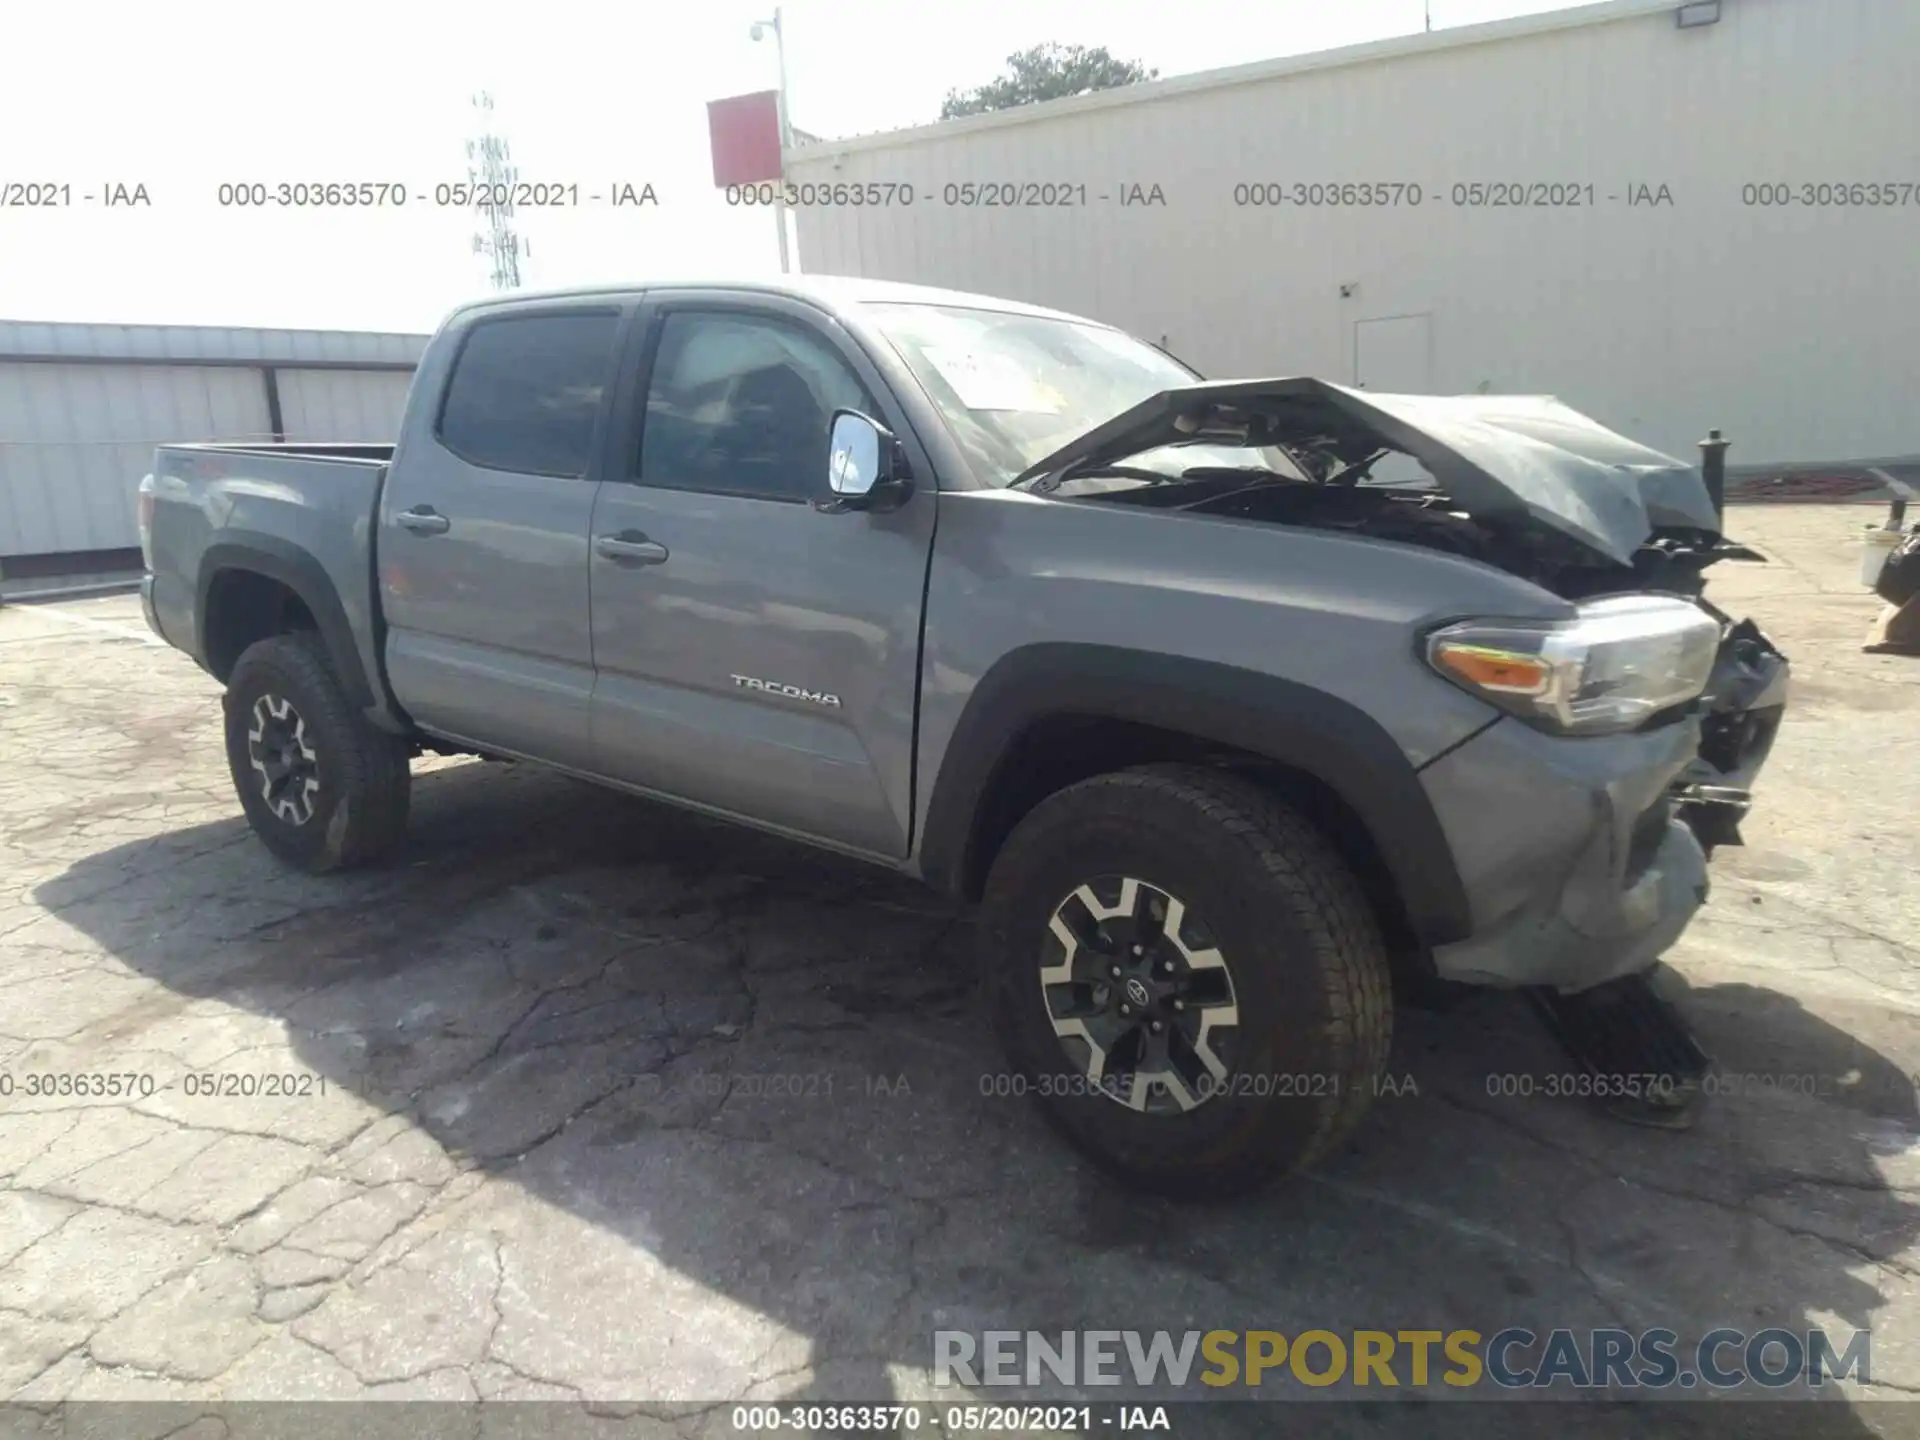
[940,43,1159,120]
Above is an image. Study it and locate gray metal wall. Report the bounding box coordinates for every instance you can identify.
[277,368,417,442]
[0,321,426,562]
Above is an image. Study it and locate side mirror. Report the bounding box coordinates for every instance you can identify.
[818,409,913,514]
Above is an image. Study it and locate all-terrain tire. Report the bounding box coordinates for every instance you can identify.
[223,632,412,873]
[977,763,1392,1198]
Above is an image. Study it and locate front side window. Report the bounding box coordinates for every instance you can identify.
[638,311,876,501]
[437,311,621,477]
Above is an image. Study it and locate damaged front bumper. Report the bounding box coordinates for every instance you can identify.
[1671,616,1791,854]
[1419,617,1789,993]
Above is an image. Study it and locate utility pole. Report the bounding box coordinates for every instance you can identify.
[750,8,793,273]
[467,92,527,291]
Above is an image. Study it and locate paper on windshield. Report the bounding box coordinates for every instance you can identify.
[919,344,1063,413]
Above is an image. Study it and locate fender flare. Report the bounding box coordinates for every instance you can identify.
[917,643,1474,946]
[196,535,376,710]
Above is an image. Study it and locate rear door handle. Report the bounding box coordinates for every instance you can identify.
[395,506,450,536]
[595,531,669,564]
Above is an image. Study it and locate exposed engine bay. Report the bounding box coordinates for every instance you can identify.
[1097,473,1753,601]
[1018,377,1748,590]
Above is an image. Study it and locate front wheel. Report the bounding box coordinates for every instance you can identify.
[223,632,412,873]
[977,764,1392,1197]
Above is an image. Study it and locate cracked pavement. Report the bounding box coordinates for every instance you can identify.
[1,504,1919,1436]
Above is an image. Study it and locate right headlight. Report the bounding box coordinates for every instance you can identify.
[1425,595,1723,736]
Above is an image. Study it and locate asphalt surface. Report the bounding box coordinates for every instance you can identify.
[1,504,1918,1437]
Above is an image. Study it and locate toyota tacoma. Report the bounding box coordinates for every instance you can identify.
[138,277,1789,1194]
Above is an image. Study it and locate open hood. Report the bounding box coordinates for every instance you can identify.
[1012,378,1722,567]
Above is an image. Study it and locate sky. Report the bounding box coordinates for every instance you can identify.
[1,0,1585,333]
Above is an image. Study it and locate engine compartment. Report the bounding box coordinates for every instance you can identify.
[1100,475,1739,602]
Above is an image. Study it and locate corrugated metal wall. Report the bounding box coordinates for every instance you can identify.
[788,0,1919,469]
[0,363,271,560]
[0,321,426,561]
[277,369,417,441]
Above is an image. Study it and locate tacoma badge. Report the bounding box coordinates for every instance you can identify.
[730,674,843,708]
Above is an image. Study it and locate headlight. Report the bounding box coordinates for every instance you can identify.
[1425,595,1722,735]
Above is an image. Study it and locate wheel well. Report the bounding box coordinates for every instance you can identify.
[958,715,1421,960]
[202,569,320,682]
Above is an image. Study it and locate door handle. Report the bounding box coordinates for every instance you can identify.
[395,507,450,536]
[595,531,669,564]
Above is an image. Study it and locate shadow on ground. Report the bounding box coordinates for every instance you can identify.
[30,758,1920,1438]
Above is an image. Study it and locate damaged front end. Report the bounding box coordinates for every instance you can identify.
[1021,377,1791,860]
[1672,613,1790,857]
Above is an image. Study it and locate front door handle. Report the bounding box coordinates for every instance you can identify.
[395,506,450,536]
[595,531,669,564]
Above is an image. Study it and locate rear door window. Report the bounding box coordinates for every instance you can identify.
[438,311,622,477]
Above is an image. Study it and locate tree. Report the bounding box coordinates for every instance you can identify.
[940,43,1158,121]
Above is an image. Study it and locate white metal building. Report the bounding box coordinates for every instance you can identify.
[0,321,426,585]
[788,0,1919,472]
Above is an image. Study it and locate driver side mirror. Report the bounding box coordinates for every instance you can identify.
[818,409,914,514]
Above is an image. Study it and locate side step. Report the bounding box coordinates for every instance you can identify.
[1528,973,1713,1129]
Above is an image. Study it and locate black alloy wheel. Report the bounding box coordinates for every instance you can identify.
[1040,875,1240,1114]
[245,692,322,826]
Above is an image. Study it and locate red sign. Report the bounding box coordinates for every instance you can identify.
[707,90,782,188]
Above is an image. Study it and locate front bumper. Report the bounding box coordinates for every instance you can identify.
[1420,622,1789,993]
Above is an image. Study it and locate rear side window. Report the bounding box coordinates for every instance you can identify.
[438,312,621,477]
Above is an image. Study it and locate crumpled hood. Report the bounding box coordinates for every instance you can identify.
[1013,378,1722,567]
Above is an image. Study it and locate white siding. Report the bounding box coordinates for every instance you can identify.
[0,363,271,556]
[277,369,414,442]
[790,0,1919,468]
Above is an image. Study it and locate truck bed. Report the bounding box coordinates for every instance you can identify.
[142,442,394,711]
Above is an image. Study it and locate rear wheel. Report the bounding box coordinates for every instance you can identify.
[977,764,1392,1197]
[223,633,411,873]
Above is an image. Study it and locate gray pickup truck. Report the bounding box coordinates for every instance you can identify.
[139,275,1788,1194]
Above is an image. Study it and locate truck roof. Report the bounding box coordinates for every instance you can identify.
[446,274,1106,330]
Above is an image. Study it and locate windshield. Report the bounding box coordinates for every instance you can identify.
[868,303,1202,485]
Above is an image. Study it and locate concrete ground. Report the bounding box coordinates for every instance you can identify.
[1,503,1918,1437]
